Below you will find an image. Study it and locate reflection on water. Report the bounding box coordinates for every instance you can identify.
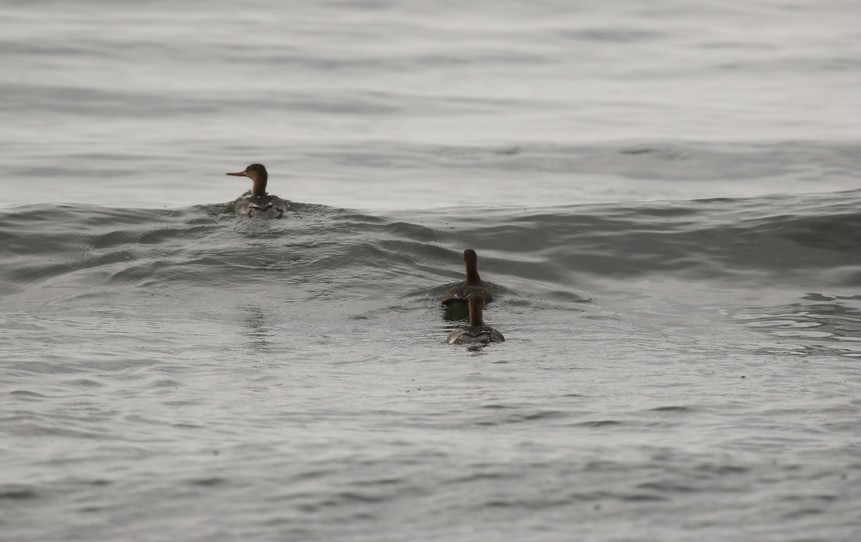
[442,303,469,322]
[242,304,273,353]
[734,293,861,358]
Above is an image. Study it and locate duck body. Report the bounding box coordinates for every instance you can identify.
[234,192,287,219]
[441,249,493,306]
[226,163,286,219]
[448,296,504,345]
[441,285,493,306]
[448,325,505,345]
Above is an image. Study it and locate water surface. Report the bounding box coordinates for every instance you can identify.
[2,1,860,540]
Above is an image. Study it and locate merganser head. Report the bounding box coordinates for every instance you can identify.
[468,296,485,327]
[227,163,268,197]
[463,248,482,286]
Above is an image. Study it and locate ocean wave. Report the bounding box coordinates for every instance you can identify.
[0,191,859,303]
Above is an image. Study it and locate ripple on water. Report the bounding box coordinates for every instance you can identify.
[0,486,39,500]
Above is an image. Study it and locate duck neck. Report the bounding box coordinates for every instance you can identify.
[464,262,482,286]
[468,302,485,327]
[252,175,268,198]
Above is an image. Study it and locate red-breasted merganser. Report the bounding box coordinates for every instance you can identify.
[441,249,493,306]
[447,296,505,345]
[226,163,287,218]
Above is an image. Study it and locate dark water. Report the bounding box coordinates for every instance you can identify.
[2,0,861,540]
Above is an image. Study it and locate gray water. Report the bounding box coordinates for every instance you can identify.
[1,1,861,540]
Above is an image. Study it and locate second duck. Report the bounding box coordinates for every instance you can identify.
[441,249,493,307]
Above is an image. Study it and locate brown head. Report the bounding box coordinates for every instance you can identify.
[226,163,268,197]
[462,248,482,286]
[467,296,485,327]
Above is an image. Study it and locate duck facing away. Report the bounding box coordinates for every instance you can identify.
[448,296,505,345]
[441,249,493,306]
[226,163,287,218]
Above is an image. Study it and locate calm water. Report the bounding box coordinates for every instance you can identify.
[1,1,861,541]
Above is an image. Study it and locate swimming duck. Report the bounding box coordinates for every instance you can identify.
[441,249,493,306]
[447,296,505,345]
[226,163,287,218]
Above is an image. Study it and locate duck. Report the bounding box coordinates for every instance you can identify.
[441,249,493,306]
[447,296,505,345]
[226,163,287,218]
